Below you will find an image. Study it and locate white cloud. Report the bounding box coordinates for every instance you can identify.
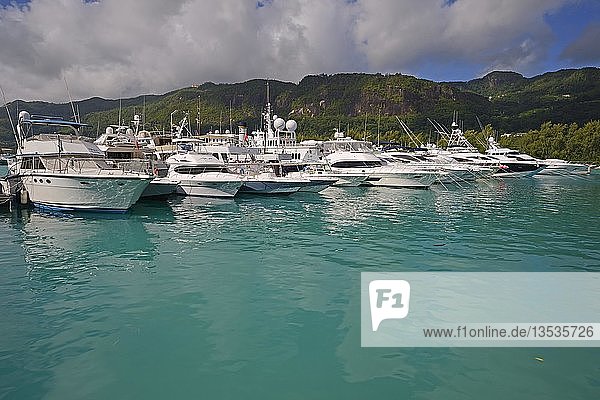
[354,0,572,76]
[0,0,576,102]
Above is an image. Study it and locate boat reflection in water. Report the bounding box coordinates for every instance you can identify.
[14,206,167,286]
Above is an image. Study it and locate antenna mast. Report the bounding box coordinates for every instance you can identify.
[64,76,79,123]
[0,86,17,145]
[118,98,122,127]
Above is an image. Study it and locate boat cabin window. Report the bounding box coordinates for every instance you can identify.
[331,160,382,168]
[21,157,46,170]
[174,166,229,174]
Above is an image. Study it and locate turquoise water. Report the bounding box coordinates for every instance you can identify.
[1,174,600,399]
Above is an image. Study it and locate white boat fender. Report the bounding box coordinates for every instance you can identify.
[19,189,29,205]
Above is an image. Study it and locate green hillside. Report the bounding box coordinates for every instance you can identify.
[1,68,598,151]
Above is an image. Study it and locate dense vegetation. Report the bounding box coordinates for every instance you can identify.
[500,121,600,163]
[1,67,598,161]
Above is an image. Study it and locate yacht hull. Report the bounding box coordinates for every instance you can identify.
[329,174,368,187]
[361,172,437,189]
[176,179,242,198]
[240,180,302,195]
[297,178,337,193]
[537,164,590,176]
[493,165,546,178]
[141,178,178,198]
[20,173,150,211]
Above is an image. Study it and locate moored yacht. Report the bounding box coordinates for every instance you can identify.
[280,163,338,192]
[485,137,546,177]
[233,163,309,195]
[537,159,591,176]
[322,133,438,188]
[8,112,151,212]
[165,152,243,198]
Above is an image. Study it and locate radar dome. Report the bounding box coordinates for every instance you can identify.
[215,129,220,134]
[105,127,114,135]
[285,120,297,132]
[225,129,231,134]
[273,118,285,130]
[18,111,30,122]
[133,114,141,122]
[126,128,134,136]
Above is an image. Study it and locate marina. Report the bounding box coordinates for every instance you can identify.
[1,97,595,212]
[1,0,598,398]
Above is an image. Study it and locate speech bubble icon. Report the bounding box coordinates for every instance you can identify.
[369,279,411,331]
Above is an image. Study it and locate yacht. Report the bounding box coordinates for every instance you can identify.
[7,112,152,212]
[279,163,338,192]
[537,159,591,176]
[322,133,438,188]
[95,126,178,198]
[485,137,546,177]
[165,152,243,198]
[234,163,309,195]
[247,83,322,164]
[378,148,484,184]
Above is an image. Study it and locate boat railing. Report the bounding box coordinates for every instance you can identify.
[26,156,151,176]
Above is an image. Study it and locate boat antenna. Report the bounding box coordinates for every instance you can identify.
[219,109,223,133]
[377,105,381,146]
[265,80,273,132]
[142,95,146,130]
[229,98,233,134]
[0,86,17,143]
[64,75,80,123]
[197,95,201,133]
[118,98,122,127]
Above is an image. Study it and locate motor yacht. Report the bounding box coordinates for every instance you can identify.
[537,159,591,176]
[233,163,309,195]
[485,137,546,177]
[7,112,151,212]
[322,133,438,188]
[165,152,243,198]
[279,163,338,192]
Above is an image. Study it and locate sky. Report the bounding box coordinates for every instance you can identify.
[0,0,598,102]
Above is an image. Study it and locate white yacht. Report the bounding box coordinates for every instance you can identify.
[95,126,178,198]
[279,163,338,192]
[234,163,309,195]
[8,112,152,212]
[165,152,243,198]
[485,137,546,177]
[537,159,591,176]
[378,148,483,184]
[247,83,322,164]
[322,133,438,188]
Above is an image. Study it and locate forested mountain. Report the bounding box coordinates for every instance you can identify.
[1,67,598,160]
